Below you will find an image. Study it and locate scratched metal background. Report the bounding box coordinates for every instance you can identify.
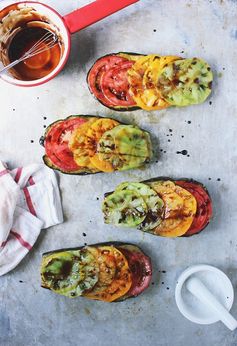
[0,0,237,345]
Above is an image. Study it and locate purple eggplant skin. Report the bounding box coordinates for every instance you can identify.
[87,52,144,112]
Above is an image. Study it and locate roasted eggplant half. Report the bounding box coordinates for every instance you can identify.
[87,52,213,111]
[102,178,212,237]
[41,242,152,302]
[41,115,153,175]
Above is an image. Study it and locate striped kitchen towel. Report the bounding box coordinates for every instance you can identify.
[0,161,63,276]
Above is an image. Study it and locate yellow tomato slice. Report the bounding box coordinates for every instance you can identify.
[86,118,119,156]
[127,55,173,110]
[84,246,132,302]
[143,56,180,87]
[148,181,197,237]
[85,118,119,172]
[69,118,98,169]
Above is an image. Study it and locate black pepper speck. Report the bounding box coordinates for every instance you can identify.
[82,232,86,237]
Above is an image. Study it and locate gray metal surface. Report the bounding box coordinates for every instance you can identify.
[0,0,237,345]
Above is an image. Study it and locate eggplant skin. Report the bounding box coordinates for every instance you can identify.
[41,241,151,302]
[104,177,212,237]
[86,52,145,112]
[42,241,147,258]
[43,155,100,176]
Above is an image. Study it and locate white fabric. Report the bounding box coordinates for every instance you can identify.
[0,162,63,276]
[0,162,20,245]
[11,164,63,228]
[0,207,43,276]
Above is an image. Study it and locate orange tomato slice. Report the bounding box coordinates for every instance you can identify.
[86,118,119,171]
[90,153,114,172]
[148,181,197,237]
[83,246,132,302]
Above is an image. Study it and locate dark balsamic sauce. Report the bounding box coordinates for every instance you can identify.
[176,150,188,156]
[8,27,61,81]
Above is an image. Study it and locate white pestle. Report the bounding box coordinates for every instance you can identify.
[186,276,237,331]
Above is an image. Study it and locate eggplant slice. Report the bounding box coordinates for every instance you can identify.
[41,242,152,302]
[87,53,213,111]
[41,115,153,175]
[102,178,212,237]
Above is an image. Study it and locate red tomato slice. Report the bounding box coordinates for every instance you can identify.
[119,247,152,297]
[100,61,136,107]
[175,180,213,236]
[45,117,87,172]
[87,55,130,107]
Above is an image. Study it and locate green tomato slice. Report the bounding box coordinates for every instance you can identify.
[41,248,99,298]
[98,125,152,171]
[115,182,164,231]
[102,189,148,227]
[157,58,213,106]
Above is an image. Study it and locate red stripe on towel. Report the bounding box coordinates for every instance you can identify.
[28,176,35,186]
[14,167,22,183]
[0,169,8,178]
[23,187,37,216]
[0,240,7,248]
[11,230,32,250]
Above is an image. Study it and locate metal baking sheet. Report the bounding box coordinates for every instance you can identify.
[0,0,237,345]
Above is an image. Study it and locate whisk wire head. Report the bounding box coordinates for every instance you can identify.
[22,31,58,59]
